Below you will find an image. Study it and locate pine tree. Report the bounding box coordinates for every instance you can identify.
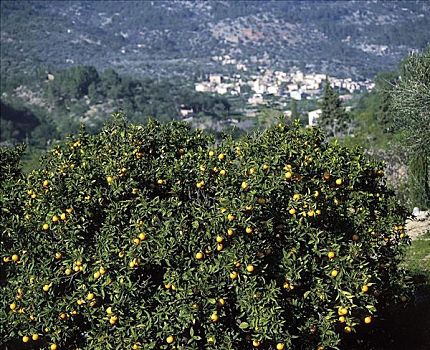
[318,80,350,137]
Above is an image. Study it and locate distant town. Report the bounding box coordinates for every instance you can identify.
[188,55,375,126]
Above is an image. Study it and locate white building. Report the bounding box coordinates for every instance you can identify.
[308,109,322,126]
[290,91,303,101]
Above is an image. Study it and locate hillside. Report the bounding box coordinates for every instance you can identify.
[1,1,429,79]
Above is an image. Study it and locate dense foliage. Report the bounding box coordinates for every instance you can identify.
[1,66,231,147]
[1,114,411,349]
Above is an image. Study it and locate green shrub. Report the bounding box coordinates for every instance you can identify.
[1,113,411,350]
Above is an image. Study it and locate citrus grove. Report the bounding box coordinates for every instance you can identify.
[1,113,411,349]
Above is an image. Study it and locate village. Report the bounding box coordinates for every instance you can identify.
[189,55,375,126]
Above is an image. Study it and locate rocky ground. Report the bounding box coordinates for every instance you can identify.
[406,210,430,240]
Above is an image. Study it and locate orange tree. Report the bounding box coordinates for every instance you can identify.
[1,114,410,350]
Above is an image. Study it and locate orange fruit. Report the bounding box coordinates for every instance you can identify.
[210,312,219,322]
[276,343,285,350]
[289,208,296,215]
[246,264,254,273]
[22,335,30,343]
[335,178,343,186]
[285,171,293,180]
[166,335,175,344]
[195,252,204,260]
[331,269,338,277]
[230,271,238,280]
[42,223,49,230]
[50,344,58,350]
[32,334,39,341]
[364,316,372,324]
[361,285,369,293]
[338,307,348,316]
[245,227,253,234]
[253,340,261,347]
[11,254,19,262]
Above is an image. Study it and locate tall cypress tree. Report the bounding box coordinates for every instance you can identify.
[318,80,350,137]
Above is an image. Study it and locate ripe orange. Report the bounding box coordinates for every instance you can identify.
[218,298,225,306]
[327,251,336,259]
[166,335,175,344]
[32,334,39,341]
[196,252,204,260]
[208,151,214,157]
[11,254,19,262]
[241,181,248,190]
[106,176,113,184]
[227,228,235,236]
[230,271,238,280]
[65,268,72,275]
[210,312,219,322]
[52,215,59,223]
[338,307,348,316]
[364,316,372,324]
[245,227,253,234]
[42,284,50,292]
[338,316,345,323]
[42,223,49,230]
[289,208,296,215]
[216,235,224,243]
[216,243,224,251]
[219,169,226,175]
[344,326,352,334]
[331,269,338,277]
[335,178,343,186]
[293,193,300,201]
[55,252,62,260]
[50,344,58,350]
[133,238,141,245]
[262,164,269,171]
[253,340,261,347]
[43,180,49,187]
[86,292,95,301]
[361,285,369,293]
[246,264,255,273]
[109,315,118,325]
[227,214,235,222]
[22,335,30,343]
[196,181,204,189]
[93,271,101,279]
[285,171,293,180]
[276,343,285,350]
[10,302,17,310]
[218,153,225,160]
